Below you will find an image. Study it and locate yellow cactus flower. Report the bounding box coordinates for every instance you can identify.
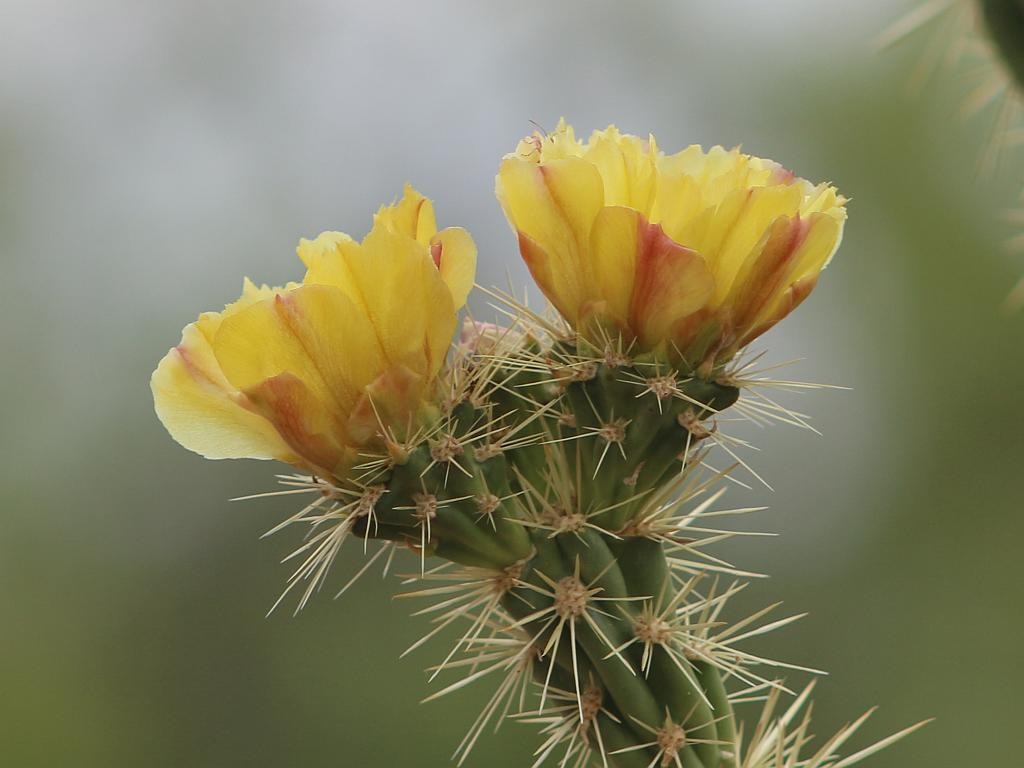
[151,186,476,480]
[496,120,847,369]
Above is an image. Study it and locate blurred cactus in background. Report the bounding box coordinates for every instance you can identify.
[881,0,1024,308]
[151,121,925,767]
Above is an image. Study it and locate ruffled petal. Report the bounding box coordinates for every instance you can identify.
[429,226,476,310]
[583,127,658,213]
[628,218,714,351]
[373,184,438,245]
[212,283,386,420]
[242,371,354,477]
[588,206,642,328]
[496,155,604,324]
[346,226,457,376]
[151,321,295,461]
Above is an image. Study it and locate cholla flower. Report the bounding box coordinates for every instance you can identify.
[496,120,847,371]
[151,185,476,481]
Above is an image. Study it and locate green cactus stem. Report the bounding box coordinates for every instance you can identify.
[273,318,924,767]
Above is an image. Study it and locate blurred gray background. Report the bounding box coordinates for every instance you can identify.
[2,1,1021,766]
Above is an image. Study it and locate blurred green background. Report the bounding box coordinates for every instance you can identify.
[2,1,1021,766]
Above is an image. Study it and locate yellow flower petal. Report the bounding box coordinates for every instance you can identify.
[429,226,476,310]
[710,185,804,303]
[346,226,457,375]
[627,217,714,351]
[242,371,354,477]
[212,283,385,419]
[300,188,474,311]
[373,183,438,245]
[588,206,642,326]
[737,211,844,348]
[297,232,457,375]
[583,127,658,213]
[345,364,427,446]
[373,184,476,308]
[496,156,604,324]
[151,321,296,462]
[296,231,356,284]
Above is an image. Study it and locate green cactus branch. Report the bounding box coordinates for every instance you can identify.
[264,304,926,768]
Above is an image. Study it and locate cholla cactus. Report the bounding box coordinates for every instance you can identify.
[151,121,925,767]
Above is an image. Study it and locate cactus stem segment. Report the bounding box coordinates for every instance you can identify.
[508,558,638,719]
[512,459,628,541]
[612,708,721,768]
[517,682,619,768]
